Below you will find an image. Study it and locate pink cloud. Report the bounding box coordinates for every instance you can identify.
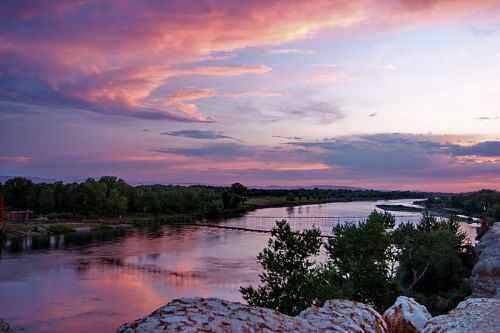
[2,0,499,122]
[0,155,32,163]
[307,68,355,85]
[455,155,500,164]
[160,89,218,123]
[115,154,190,163]
[4,1,498,71]
[177,160,330,172]
[165,89,218,103]
[179,65,272,77]
[267,48,316,55]
[54,65,271,122]
[222,90,285,98]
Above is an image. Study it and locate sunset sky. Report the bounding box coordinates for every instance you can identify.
[1,0,500,191]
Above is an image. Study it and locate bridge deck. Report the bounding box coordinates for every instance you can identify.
[245,215,416,219]
[193,223,335,238]
[187,214,421,238]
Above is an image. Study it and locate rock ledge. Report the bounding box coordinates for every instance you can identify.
[422,298,500,333]
[117,297,387,333]
[472,223,500,298]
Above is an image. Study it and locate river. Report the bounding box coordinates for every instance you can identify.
[0,199,477,333]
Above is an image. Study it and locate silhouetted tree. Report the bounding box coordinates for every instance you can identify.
[3,177,34,210]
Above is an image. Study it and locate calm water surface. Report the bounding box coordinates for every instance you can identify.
[0,199,476,333]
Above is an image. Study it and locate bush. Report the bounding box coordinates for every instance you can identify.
[47,224,76,234]
[91,224,114,232]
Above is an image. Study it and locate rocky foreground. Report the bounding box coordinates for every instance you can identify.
[116,296,500,333]
[472,222,500,298]
[117,222,500,333]
[117,297,388,333]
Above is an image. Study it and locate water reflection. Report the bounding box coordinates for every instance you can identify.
[2,228,129,254]
[0,225,265,333]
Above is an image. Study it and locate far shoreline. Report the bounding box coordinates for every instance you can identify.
[1,196,420,244]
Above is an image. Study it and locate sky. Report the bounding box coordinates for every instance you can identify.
[1,0,500,192]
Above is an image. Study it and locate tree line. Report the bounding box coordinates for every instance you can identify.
[0,176,435,218]
[247,187,435,202]
[422,189,500,220]
[0,176,247,218]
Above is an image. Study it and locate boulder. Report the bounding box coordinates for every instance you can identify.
[117,297,316,333]
[422,298,500,333]
[472,223,500,298]
[383,296,431,333]
[298,299,388,333]
[0,320,13,333]
[117,297,388,333]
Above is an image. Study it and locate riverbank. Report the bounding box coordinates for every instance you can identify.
[1,196,419,241]
[376,203,480,223]
[414,191,500,222]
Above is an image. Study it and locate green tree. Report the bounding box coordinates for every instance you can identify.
[325,211,398,311]
[392,214,474,314]
[222,183,248,210]
[240,220,324,315]
[491,204,500,221]
[104,190,128,216]
[37,186,55,214]
[230,182,248,197]
[4,177,34,210]
[77,178,107,216]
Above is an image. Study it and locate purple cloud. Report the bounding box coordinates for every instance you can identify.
[161,130,240,141]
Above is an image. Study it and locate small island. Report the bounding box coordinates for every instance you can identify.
[376,204,423,213]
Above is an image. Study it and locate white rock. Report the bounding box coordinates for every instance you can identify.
[422,298,500,333]
[472,223,500,298]
[298,299,388,333]
[116,297,315,333]
[117,298,389,333]
[383,296,431,333]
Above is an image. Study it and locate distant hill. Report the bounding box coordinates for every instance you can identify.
[0,176,365,190]
[252,185,363,190]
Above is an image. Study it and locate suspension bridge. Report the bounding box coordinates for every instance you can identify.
[191,214,421,238]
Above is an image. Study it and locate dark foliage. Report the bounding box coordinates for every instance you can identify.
[325,211,399,312]
[392,214,475,314]
[248,188,435,202]
[0,177,433,219]
[0,177,248,218]
[240,220,325,315]
[422,190,500,221]
[243,211,475,315]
